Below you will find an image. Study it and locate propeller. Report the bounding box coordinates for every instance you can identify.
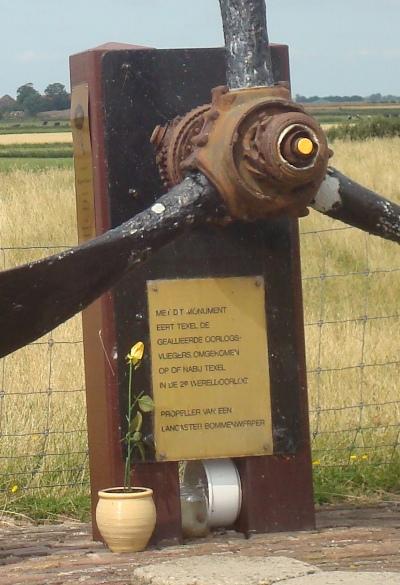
[312,168,400,244]
[219,0,400,243]
[0,175,220,358]
[0,0,399,358]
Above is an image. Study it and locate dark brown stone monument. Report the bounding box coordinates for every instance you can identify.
[70,42,314,543]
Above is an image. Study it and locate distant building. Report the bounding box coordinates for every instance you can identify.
[0,94,17,111]
[37,109,71,121]
[7,110,24,119]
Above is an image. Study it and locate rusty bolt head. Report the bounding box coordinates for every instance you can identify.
[150,124,168,148]
[296,137,314,156]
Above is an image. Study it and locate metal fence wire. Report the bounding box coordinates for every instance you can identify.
[0,216,399,502]
[302,217,400,471]
[0,244,89,500]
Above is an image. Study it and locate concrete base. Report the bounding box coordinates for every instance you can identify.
[289,574,400,585]
[132,555,400,585]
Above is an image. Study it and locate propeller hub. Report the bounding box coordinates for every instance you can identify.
[152,85,331,220]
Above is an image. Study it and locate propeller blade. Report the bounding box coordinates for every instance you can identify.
[0,0,268,358]
[0,174,220,358]
[3,0,397,360]
[219,0,274,88]
[220,1,400,244]
[312,167,400,245]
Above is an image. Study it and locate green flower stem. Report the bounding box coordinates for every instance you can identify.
[129,391,144,413]
[124,361,134,491]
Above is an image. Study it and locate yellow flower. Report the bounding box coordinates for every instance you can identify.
[10,484,19,494]
[350,455,357,461]
[361,454,368,461]
[312,459,321,466]
[126,341,145,365]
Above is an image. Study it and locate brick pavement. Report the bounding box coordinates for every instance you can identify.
[0,504,399,584]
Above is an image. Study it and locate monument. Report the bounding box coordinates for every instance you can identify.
[70,42,316,542]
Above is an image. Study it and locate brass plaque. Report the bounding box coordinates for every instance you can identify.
[71,83,96,243]
[147,276,273,461]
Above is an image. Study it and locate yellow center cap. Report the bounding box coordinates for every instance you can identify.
[297,137,314,156]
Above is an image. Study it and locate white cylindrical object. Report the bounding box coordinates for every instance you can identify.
[183,459,242,528]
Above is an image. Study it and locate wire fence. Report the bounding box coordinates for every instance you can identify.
[301,218,400,480]
[0,192,399,508]
[0,243,89,503]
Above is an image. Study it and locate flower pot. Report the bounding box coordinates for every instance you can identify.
[96,487,156,553]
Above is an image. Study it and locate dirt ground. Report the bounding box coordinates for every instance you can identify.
[0,504,399,585]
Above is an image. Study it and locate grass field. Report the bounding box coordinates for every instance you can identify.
[302,138,400,502]
[305,102,400,125]
[0,144,72,160]
[0,158,72,172]
[0,132,73,173]
[0,164,88,519]
[0,133,399,518]
[0,118,70,135]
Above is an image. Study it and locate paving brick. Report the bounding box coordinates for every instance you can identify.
[0,505,399,584]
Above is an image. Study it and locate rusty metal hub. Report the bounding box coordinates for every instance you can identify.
[151,85,331,220]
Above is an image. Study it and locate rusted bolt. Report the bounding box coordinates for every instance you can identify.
[150,125,168,148]
[297,137,314,156]
[192,134,209,147]
[128,188,139,198]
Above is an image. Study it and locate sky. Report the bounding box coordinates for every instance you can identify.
[1,0,400,98]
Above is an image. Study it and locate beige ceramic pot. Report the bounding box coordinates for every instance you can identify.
[96,487,156,553]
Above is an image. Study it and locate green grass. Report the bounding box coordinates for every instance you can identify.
[0,157,73,172]
[0,143,73,158]
[0,119,70,135]
[304,104,400,126]
[313,453,400,504]
[3,492,91,522]
[317,116,346,124]
[0,142,73,172]
[327,116,400,141]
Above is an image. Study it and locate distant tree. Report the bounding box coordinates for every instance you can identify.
[295,94,322,103]
[368,93,383,103]
[16,83,39,105]
[22,93,44,115]
[44,83,70,110]
[297,92,400,104]
[16,83,44,115]
[295,94,308,103]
